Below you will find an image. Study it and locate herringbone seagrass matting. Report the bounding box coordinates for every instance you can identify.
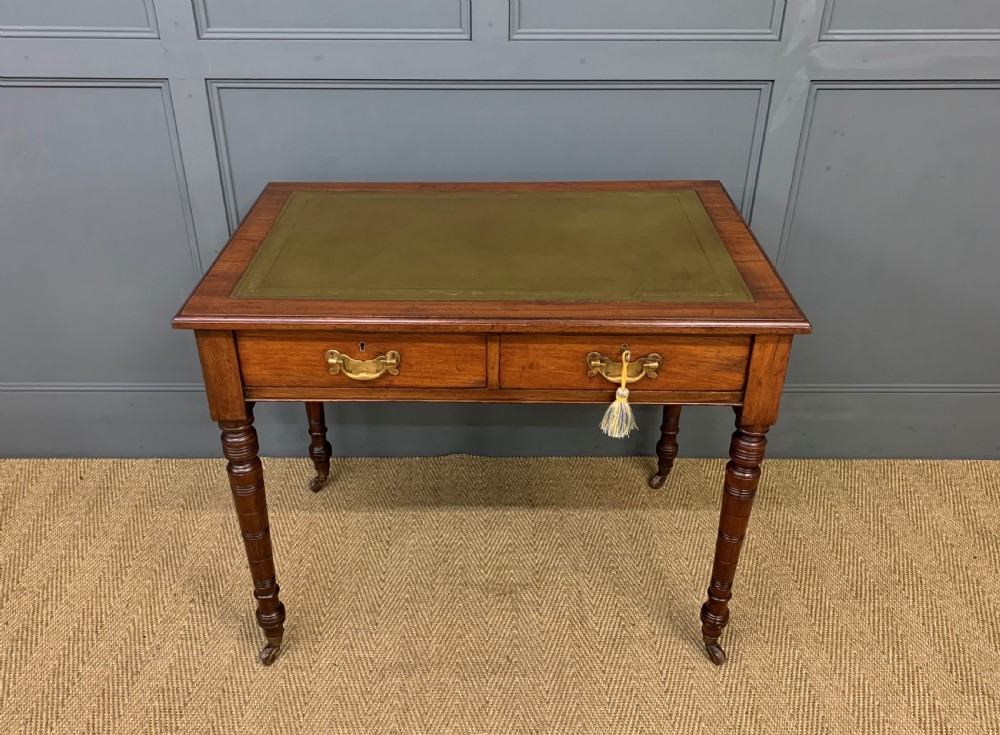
[1,457,998,734]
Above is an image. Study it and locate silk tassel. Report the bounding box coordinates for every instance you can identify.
[599,349,638,438]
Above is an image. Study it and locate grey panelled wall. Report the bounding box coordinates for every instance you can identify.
[510,1,784,40]
[192,0,470,39]
[1,0,998,459]
[210,82,769,226]
[820,0,1000,40]
[0,0,158,37]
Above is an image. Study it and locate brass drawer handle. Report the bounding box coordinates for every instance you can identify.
[587,350,661,384]
[325,349,400,381]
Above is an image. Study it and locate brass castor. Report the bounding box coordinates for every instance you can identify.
[703,637,727,665]
[307,472,329,493]
[648,472,668,489]
[259,639,282,666]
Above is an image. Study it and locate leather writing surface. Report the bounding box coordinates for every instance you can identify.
[232,189,752,303]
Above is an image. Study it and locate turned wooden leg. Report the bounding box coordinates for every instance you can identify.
[648,405,682,489]
[220,406,286,666]
[700,418,769,665]
[305,401,332,492]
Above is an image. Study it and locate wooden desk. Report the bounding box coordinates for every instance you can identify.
[173,181,810,667]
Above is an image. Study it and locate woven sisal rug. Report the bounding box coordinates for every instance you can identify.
[1,457,998,734]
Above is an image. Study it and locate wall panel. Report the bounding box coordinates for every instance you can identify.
[780,83,1000,388]
[511,0,783,40]
[0,0,156,38]
[193,0,469,40]
[821,0,1000,40]
[0,80,202,387]
[210,81,770,227]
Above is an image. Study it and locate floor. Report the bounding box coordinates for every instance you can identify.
[1,457,998,734]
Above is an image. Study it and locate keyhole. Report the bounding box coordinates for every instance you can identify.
[359,342,366,352]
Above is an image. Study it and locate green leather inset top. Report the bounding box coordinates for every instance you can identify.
[232,189,752,303]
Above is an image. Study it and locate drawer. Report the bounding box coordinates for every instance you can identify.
[499,335,750,392]
[237,332,487,389]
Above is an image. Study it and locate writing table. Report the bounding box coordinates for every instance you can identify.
[173,181,810,666]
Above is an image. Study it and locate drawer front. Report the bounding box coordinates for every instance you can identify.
[238,332,487,389]
[500,335,750,392]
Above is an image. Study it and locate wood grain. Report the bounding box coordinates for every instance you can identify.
[195,330,247,422]
[304,402,332,492]
[649,405,683,489]
[237,331,488,389]
[741,334,793,426]
[243,386,744,405]
[700,420,770,665]
[499,335,750,391]
[219,406,286,665]
[487,334,501,390]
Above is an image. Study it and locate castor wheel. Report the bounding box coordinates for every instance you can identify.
[648,472,668,489]
[259,641,282,666]
[307,472,329,492]
[704,639,727,666]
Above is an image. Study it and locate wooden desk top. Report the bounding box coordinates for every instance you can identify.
[173,181,809,335]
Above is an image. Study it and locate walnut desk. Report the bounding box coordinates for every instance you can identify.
[173,181,810,667]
